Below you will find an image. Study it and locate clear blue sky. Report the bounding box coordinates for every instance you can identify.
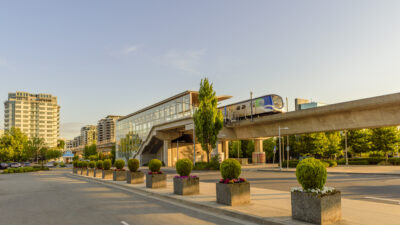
[1,1,400,139]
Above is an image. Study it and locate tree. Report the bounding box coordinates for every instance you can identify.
[296,132,328,158]
[27,137,46,163]
[263,138,276,162]
[229,141,243,158]
[83,144,97,159]
[193,78,223,162]
[119,132,142,161]
[324,132,342,159]
[39,147,48,166]
[46,149,63,161]
[370,127,398,161]
[0,127,29,162]
[57,139,65,149]
[345,129,371,156]
[110,145,116,165]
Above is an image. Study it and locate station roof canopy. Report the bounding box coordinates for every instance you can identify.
[118,90,232,121]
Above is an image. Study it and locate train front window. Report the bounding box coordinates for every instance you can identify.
[272,96,283,109]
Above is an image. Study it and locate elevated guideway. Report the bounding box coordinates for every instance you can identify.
[138,92,400,165]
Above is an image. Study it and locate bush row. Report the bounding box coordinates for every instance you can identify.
[3,166,49,174]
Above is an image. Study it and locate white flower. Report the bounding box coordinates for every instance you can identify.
[291,186,335,194]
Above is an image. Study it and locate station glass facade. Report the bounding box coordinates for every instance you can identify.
[116,93,192,158]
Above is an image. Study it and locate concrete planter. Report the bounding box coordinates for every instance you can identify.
[94,169,102,178]
[216,182,250,206]
[87,168,95,177]
[146,173,167,189]
[126,171,145,184]
[81,168,88,176]
[113,170,127,181]
[73,168,78,174]
[291,191,341,225]
[173,177,200,195]
[102,170,113,180]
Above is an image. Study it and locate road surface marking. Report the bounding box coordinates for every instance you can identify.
[121,221,129,225]
[364,196,400,204]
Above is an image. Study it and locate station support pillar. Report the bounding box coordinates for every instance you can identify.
[163,140,172,167]
[252,139,265,164]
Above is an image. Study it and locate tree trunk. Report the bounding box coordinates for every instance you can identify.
[207,145,210,163]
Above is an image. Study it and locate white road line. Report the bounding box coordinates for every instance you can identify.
[121,221,129,225]
[364,196,400,204]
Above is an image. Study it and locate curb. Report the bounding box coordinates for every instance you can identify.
[67,173,304,225]
[257,169,400,176]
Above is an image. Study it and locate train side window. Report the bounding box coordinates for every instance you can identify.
[236,106,240,110]
[242,105,246,109]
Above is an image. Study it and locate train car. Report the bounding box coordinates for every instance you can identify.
[219,94,285,122]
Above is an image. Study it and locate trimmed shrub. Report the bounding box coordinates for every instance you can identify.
[96,160,103,169]
[148,159,162,172]
[208,156,221,170]
[176,158,193,176]
[2,169,8,173]
[220,159,241,180]
[88,161,96,168]
[322,162,330,168]
[115,159,125,170]
[296,158,327,190]
[128,159,139,172]
[73,160,78,168]
[77,161,83,168]
[377,161,392,165]
[193,162,208,170]
[323,160,337,167]
[60,162,66,167]
[349,160,368,165]
[81,161,88,168]
[53,162,59,167]
[389,158,400,165]
[103,159,111,170]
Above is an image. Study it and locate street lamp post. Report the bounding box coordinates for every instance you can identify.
[250,91,253,121]
[278,126,289,171]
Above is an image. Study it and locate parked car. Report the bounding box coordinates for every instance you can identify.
[10,162,21,168]
[23,162,31,167]
[0,163,8,169]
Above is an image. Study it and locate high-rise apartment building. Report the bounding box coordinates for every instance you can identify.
[80,125,97,146]
[97,115,121,153]
[4,92,60,147]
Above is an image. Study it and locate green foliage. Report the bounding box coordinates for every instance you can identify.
[371,127,398,160]
[193,155,221,170]
[46,149,62,160]
[77,161,83,168]
[220,159,241,179]
[148,159,162,172]
[263,138,276,162]
[89,155,98,161]
[345,129,371,155]
[88,161,96,168]
[84,144,97,159]
[115,159,125,169]
[57,139,65,149]
[229,141,243,158]
[110,145,116,165]
[324,132,342,158]
[72,155,79,161]
[296,133,328,158]
[3,166,47,174]
[128,158,139,172]
[296,158,327,190]
[103,159,111,170]
[193,78,223,162]
[59,162,66,167]
[389,158,400,165]
[323,159,337,167]
[73,160,78,168]
[81,161,88,168]
[0,127,29,162]
[176,158,193,176]
[282,160,299,168]
[119,133,142,161]
[96,160,103,169]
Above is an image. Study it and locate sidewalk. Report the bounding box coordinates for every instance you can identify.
[69,173,400,225]
[257,165,400,176]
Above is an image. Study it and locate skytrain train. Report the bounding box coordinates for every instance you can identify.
[219,94,285,123]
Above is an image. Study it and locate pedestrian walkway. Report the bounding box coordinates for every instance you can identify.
[257,164,400,175]
[71,173,400,225]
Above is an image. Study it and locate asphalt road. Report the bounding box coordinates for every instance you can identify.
[0,170,253,225]
[187,170,400,205]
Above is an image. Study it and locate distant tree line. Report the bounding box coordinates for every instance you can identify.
[0,127,64,163]
[229,127,400,162]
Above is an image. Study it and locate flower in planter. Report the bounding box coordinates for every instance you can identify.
[218,159,247,184]
[174,175,198,179]
[148,171,163,175]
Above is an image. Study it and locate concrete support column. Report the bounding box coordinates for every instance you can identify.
[163,140,172,167]
[252,139,265,164]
